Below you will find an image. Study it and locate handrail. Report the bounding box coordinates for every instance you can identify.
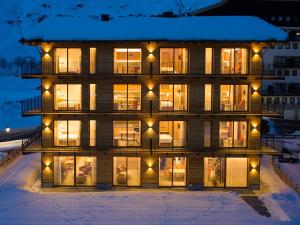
[21,96,41,115]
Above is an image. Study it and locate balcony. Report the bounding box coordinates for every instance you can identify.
[20,61,261,77]
[21,96,41,116]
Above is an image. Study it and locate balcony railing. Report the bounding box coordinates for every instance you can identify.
[21,61,263,77]
[21,96,41,116]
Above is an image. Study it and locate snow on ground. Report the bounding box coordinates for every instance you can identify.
[276,160,300,189]
[0,154,300,225]
[0,139,23,152]
[0,75,40,129]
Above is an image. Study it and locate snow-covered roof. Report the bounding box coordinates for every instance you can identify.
[22,16,287,43]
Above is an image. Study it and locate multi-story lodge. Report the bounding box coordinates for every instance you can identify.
[21,16,286,189]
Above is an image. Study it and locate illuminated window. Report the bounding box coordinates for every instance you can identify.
[160,48,188,74]
[54,156,97,186]
[219,121,247,147]
[113,157,141,186]
[113,121,141,147]
[54,120,81,146]
[221,48,248,74]
[204,84,212,111]
[203,121,211,147]
[226,158,247,187]
[90,48,96,74]
[54,156,74,186]
[90,84,96,110]
[113,84,141,110]
[205,48,213,74]
[54,48,81,74]
[54,84,82,110]
[159,157,186,187]
[89,120,96,147]
[160,84,187,111]
[159,121,187,147]
[220,85,248,111]
[114,48,141,74]
[204,157,225,187]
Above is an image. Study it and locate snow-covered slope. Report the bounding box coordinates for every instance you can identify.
[0,0,220,61]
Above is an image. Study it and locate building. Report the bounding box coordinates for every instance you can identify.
[191,0,300,119]
[20,16,286,189]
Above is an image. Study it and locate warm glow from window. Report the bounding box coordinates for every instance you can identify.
[113,157,141,186]
[159,121,187,147]
[90,120,96,146]
[54,48,81,74]
[90,84,96,110]
[205,48,213,74]
[159,157,186,186]
[219,121,247,147]
[226,158,247,187]
[160,84,187,111]
[160,48,188,74]
[221,48,248,74]
[90,48,96,74]
[204,157,225,187]
[114,48,141,74]
[113,121,141,147]
[204,84,212,111]
[54,120,81,146]
[220,85,248,111]
[113,84,141,110]
[54,84,82,110]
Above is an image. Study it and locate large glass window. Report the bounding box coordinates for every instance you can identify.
[159,121,187,147]
[90,84,96,110]
[113,157,141,186]
[219,121,247,147]
[89,120,96,147]
[203,121,211,147]
[204,157,225,187]
[221,48,248,74]
[54,156,97,186]
[54,120,81,146]
[220,85,248,111]
[226,158,247,187]
[114,48,141,74]
[90,48,96,74]
[160,48,188,74]
[54,156,74,186]
[76,157,97,186]
[205,48,213,74]
[113,84,141,110]
[54,84,82,110]
[204,84,212,111]
[54,48,81,74]
[159,157,186,187]
[113,121,141,147]
[160,84,188,111]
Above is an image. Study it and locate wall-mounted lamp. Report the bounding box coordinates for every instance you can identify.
[250,123,258,132]
[251,86,260,95]
[44,160,51,168]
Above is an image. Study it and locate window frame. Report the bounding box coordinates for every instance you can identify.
[54,48,82,74]
[113,48,142,74]
[113,84,142,111]
[220,48,249,75]
[112,120,142,147]
[219,121,248,148]
[53,120,82,147]
[54,84,82,111]
[159,47,189,74]
[112,156,142,187]
[219,84,249,112]
[158,120,188,148]
[159,84,188,112]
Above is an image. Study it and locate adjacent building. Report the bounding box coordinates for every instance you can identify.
[21,16,286,189]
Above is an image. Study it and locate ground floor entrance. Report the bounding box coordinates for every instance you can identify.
[41,153,260,189]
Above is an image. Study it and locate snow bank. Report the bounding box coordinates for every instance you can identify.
[22,16,287,42]
[0,139,24,152]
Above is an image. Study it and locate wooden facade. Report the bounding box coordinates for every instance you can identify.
[29,41,264,189]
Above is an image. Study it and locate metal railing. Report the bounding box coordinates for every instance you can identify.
[20,61,263,76]
[261,134,300,154]
[21,96,41,115]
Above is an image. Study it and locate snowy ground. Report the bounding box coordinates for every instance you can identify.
[276,160,300,188]
[0,155,299,225]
